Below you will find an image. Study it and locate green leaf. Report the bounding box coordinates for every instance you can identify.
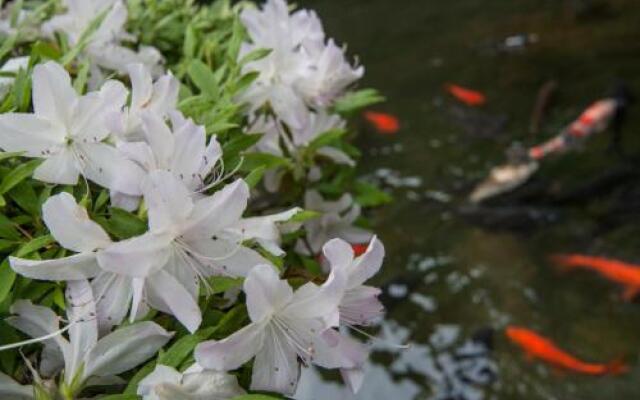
[95,208,148,240]
[306,129,346,151]
[16,235,53,257]
[354,181,393,207]
[0,214,21,240]
[333,88,385,115]
[183,24,197,59]
[208,276,243,295]
[11,66,32,112]
[8,181,40,216]
[0,151,25,163]
[0,260,16,304]
[231,395,284,400]
[0,239,17,252]
[73,60,91,94]
[233,71,259,94]
[244,165,265,188]
[31,41,62,60]
[124,362,156,395]
[227,17,245,62]
[99,394,140,400]
[157,326,216,368]
[0,33,17,61]
[0,159,41,195]
[239,48,272,65]
[287,210,320,223]
[239,153,291,172]
[222,134,262,160]
[188,60,218,98]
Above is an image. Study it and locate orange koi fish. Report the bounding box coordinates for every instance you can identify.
[445,83,486,106]
[551,254,640,300]
[363,111,400,135]
[506,326,627,375]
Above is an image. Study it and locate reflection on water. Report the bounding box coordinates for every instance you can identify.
[297,0,640,399]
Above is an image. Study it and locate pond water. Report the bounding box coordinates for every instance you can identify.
[295,0,640,399]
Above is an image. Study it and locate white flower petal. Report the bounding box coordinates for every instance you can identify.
[146,270,202,333]
[251,326,300,395]
[0,372,33,399]
[244,264,293,322]
[188,238,271,278]
[185,179,249,239]
[346,236,384,288]
[42,192,111,253]
[284,265,345,324]
[141,170,193,233]
[6,300,70,378]
[312,329,368,370]
[0,114,64,157]
[130,277,148,322]
[91,272,132,334]
[198,136,223,180]
[32,62,77,127]
[322,238,354,271]
[170,117,206,189]
[182,370,245,399]
[148,74,179,116]
[128,63,153,110]
[97,232,172,278]
[66,280,98,380]
[341,285,384,326]
[316,146,355,166]
[232,207,301,256]
[10,253,102,281]
[32,149,79,185]
[341,366,366,394]
[79,142,146,196]
[141,112,175,168]
[83,321,172,379]
[195,321,266,371]
[137,365,182,400]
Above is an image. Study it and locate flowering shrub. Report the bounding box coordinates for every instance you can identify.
[0,0,390,399]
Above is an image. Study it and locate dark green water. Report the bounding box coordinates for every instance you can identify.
[295,1,640,399]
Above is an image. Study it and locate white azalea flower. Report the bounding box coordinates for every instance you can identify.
[239,0,362,127]
[111,108,221,210]
[6,280,172,396]
[238,0,324,129]
[0,57,29,99]
[296,190,372,254]
[107,64,179,141]
[96,170,270,332]
[323,236,385,327]
[0,372,33,400]
[195,263,345,395]
[10,192,111,283]
[9,192,136,334]
[0,61,145,194]
[232,208,301,257]
[303,237,385,394]
[118,111,222,192]
[138,364,245,400]
[295,39,364,109]
[42,0,163,76]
